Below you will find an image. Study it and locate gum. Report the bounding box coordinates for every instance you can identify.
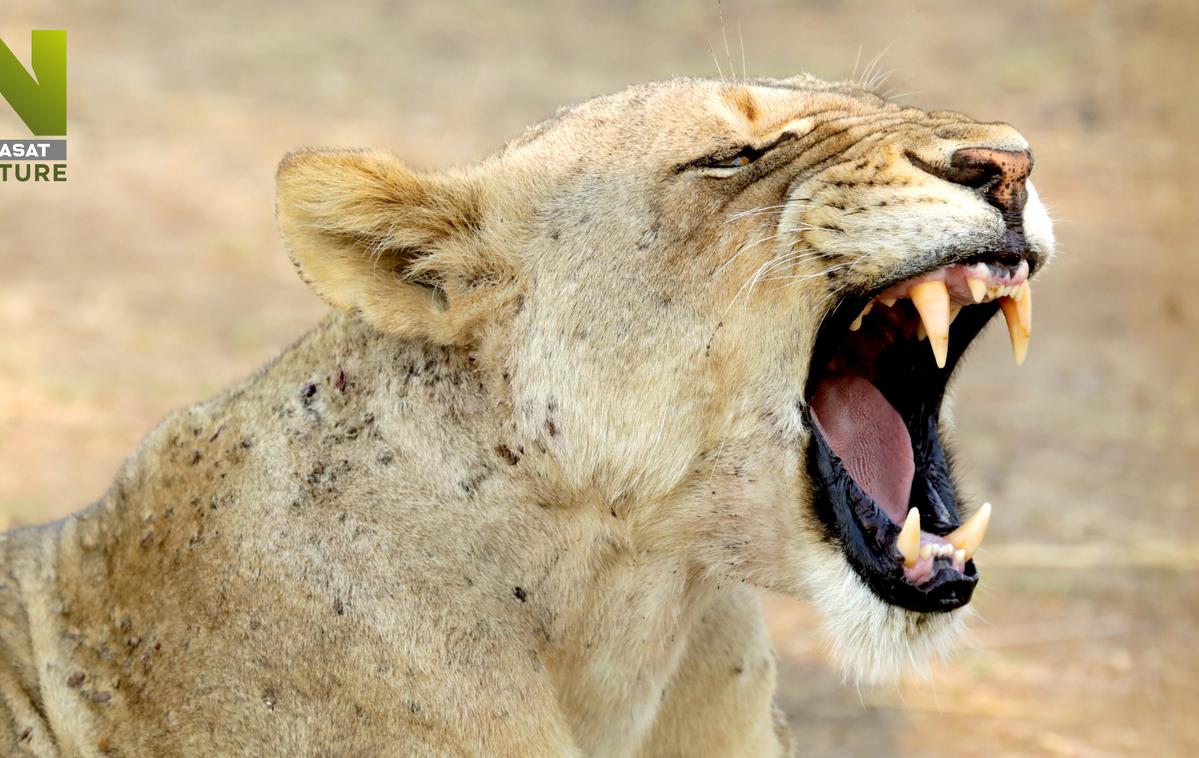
[877,260,1029,306]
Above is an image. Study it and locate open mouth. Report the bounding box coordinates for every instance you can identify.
[804,259,1033,613]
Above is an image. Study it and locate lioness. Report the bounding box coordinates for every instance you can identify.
[0,75,1052,756]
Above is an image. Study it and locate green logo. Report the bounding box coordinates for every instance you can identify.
[0,30,66,136]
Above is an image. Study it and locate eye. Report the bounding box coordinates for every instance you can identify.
[703,145,764,170]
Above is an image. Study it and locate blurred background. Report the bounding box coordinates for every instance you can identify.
[1,1,1196,755]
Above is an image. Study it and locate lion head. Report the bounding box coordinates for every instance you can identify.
[276,75,1054,682]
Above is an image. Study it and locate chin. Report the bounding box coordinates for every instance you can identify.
[802,544,971,684]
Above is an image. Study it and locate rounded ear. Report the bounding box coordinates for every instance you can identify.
[276,148,510,344]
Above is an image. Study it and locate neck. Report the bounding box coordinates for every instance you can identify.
[307,313,741,750]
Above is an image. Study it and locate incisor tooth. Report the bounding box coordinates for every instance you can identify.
[909,280,950,368]
[898,508,921,568]
[999,284,1032,365]
[880,297,897,308]
[966,277,987,303]
[919,544,933,560]
[954,548,966,565]
[945,502,991,561]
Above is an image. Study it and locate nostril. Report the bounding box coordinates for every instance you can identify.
[941,158,1002,190]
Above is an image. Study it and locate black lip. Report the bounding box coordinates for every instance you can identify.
[802,284,1001,613]
[804,406,978,613]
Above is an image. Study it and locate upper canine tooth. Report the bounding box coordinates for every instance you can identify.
[849,301,873,331]
[1017,283,1032,358]
[948,304,962,325]
[945,502,991,561]
[898,508,921,568]
[909,280,951,368]
[966,277,987,303]
[999,283,1032,365]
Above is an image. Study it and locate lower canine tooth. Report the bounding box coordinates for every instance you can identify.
[945,502,992,561]
[898,508,921,567]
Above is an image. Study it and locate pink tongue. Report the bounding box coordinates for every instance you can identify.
[811,375,914,523]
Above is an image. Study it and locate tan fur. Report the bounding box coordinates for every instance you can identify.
[0,76,1052,756]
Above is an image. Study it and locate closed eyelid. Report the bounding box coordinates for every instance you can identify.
[758,130,800,152]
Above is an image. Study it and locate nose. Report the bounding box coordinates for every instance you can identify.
[939,148,1033,221]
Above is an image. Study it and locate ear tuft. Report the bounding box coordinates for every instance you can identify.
[276,149,503,343]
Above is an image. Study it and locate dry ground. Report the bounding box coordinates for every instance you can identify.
[1,1,1196,755]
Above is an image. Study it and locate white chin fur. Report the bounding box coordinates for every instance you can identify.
[802,551,970,685]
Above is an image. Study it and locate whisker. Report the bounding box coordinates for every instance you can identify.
[868,68,895,93]
[710,221,831,281]
[719,241,863,314]
[757,251,865,282]
[728,203,791,218]
[767,263,857,287]
[738,23,747,81]
[708,38,726,82]
[712,229,808,280]
[722,247,804,315]
[718,0,734,84]
[738,246,853,308]
[724,202,814,223]
[762,245,867,279]
[727,206,787,221]
[755,251,844,280]
[858,42,893,89]
[768,263,859,286]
